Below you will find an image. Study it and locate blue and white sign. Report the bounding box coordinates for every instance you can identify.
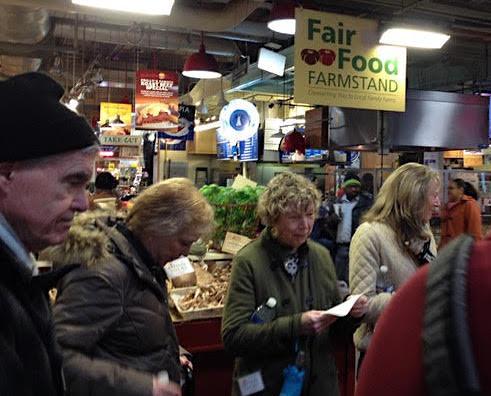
[217,99,259,161]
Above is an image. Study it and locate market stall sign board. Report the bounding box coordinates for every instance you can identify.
[100,135,142,147]
[294,9,407,112]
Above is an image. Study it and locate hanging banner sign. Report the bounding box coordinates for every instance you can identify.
[158,104,195,142]
[217,99,259,162]
[294,9,407,112]
[135,70,180,131]
[99,102,132,135]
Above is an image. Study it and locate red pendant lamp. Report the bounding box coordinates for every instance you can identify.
[268,0,297,35]
[182,33,222,79]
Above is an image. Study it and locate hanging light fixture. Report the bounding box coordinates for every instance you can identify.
[268,0,297,35]
[197,99,209,115]
[182,33,222,79]
[216,77,229,109]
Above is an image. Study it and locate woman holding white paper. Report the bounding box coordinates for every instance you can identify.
[222,172,368,396]
[349,163,439,364]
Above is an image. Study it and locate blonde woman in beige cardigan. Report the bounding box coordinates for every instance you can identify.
[349,163,440,363]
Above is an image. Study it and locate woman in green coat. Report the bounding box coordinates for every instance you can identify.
[222,172,368,396]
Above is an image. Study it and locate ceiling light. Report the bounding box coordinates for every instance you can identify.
[379,28,450,49]
[197,99,208,115]
[72,0,175,15]
[66,98,80,112]
[182,38,222,79]
[216,77,229,108]
[267,0,296,35]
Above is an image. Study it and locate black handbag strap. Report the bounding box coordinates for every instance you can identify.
[423,234,481,396]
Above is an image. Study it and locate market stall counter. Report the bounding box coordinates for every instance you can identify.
[174,317,356,396]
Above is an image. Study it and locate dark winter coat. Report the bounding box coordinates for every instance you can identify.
[0,214,64,396]
[48,215,180,396]
[222,228,359,396]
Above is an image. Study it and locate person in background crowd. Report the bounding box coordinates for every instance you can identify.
[439,178,482,249]
[89,171,119,210]
[360,173,374,196]
[326,172,373,283]
[46,179,213,396]
[222,172,368,396]
[464,181,479,201]
[355,233,491,396]
[349,163,440,369]
[0,72,99,396]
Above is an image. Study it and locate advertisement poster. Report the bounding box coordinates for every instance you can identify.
[217,99,259,162]
[135,70,179,131]
[99,102,132,135]
[158,104,196,142]
[294,9,407,112]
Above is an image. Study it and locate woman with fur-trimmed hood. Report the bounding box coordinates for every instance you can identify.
[45,179,213,396]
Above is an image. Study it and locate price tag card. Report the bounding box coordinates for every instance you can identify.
[164,256,194,279]
[221,232,252,255]
[231,174,257,189]
[237,371,265,396]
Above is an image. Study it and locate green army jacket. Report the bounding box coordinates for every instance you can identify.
[222,228,355,396]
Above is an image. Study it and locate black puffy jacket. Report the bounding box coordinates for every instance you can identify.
[50,215,180,396]
[0,215,64,396]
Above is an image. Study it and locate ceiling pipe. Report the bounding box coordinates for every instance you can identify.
[0,0,267,32]
[52,16,278,45]
[53,21,241,57]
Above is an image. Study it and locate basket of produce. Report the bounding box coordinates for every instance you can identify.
[169,263,232,320]
[199,184,265,249]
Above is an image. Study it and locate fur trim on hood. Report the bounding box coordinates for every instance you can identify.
[40,211,122,268]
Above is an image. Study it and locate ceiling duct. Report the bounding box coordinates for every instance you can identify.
[53,22,240,57]
[0,5,49,76]
[0,0,267,32]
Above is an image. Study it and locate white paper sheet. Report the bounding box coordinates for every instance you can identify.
[324,294,363,317]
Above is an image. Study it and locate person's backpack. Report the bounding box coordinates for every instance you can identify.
[423,234,481,396]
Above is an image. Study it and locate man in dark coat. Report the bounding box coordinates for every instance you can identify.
[326,173,373,283]
[0,72,98,396]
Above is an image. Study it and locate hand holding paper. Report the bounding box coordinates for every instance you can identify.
[324,294,367,317]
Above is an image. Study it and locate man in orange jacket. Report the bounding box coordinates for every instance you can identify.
[439,178,482,249]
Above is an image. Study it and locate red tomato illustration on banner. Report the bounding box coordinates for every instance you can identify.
[319,49,336,66]
[301,48,320,65]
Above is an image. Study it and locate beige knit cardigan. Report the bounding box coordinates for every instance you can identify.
[349,221,437,351]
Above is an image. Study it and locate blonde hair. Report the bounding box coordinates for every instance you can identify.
[257,172,321,226]
[363,162,439,245]
[126,178,214,240]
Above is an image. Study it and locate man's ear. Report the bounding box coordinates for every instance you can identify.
[0,162,14,196]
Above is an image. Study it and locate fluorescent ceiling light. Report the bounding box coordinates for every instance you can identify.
[182,70,222,79]
[379,28,450,49]
[72,0,175,15]
[267,19,295,35]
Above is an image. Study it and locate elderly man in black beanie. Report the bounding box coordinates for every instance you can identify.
[0,72,99,396]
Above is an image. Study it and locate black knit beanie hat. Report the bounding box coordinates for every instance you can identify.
[0,72,99,161]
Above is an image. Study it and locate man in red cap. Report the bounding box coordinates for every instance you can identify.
[0,72,99,396]
[356,233,491,396]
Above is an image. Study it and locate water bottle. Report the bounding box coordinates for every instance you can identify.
[250,297,277,324]
[376,265,394,293]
